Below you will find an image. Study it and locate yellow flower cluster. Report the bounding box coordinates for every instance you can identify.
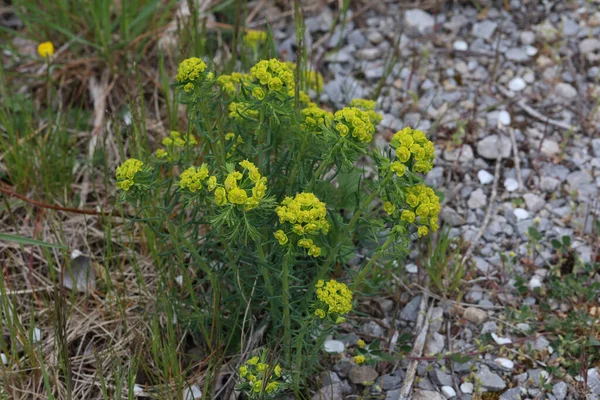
[390,127,435,175]
[399,184,440,237]
[239,356,282,395]
[179,165,209,192]
[249,59,295,96]
[215,160,267,210]
[348,98,383,125]
[229,102,259,121]
[314,279,353,317]
[162,130,197,148]
[217,72,250,96]
[300,105,333,135]
[116,158,144,191]
[333,107,377,143]
[176,57,208,92]
[244,30,267,48]
[354,355,365,364]
[274,192,329,257]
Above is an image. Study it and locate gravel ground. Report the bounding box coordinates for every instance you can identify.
[261,0,600,399]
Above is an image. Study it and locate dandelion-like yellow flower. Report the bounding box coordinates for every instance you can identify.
[357,340,366,349]
[179,165,209,192]
[315,279,353,316]
[116,158,144,191]
[389,127,435,174]
[176,57,207,83]
[38,41,54,58]
[354,355,365,364]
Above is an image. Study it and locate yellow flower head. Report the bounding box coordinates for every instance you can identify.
[349,98,383,125]
[315,309,326,319]
[162,131,197,148]
[357,339,366,348]
[389,127,435,174]
[274,364,282,378]
[315,279,353,316]
[247,356,259,366]
[388,184,440,237]
[38,41,54,58]
[116,158,144,191]
[265,381,279,393]
[301,105,333,135]
[215,187,227,206]
[244,30,267,47]
[274,230,289,245]
[176,57,207,83]
[354,355,366,364]
[179,165,209,192]
[383,201,395,215]
[155,149,168,159]
[333,107,377,143]
[250,59,295,94]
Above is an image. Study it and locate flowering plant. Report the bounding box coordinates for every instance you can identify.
[115,56,439,396]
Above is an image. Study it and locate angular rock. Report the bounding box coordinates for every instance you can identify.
[400,296,421,322]
[472,20,498,40]
[552,381,567,400]
[476,365,506,391]
[468,188,487,209]
[555,83,577,100]
[413,390,446,400]
[463,307,487,324]
[425,332,445,355]
[499,387,522,400]
[311,383,342,400]
[477,135,512,159]
[523,193,546,212]
[349,366,378,385]
[404,9,435,36]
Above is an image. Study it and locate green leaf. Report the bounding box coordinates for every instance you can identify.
[551,239,562,249]
[561,235,571,247]
[0,233,66,249]
[528,226,542,241]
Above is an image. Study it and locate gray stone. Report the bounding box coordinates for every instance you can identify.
[430,368,453,386]
[311,383,342,400]
[520,31,535,45]
[429,307,444,333]
[592,138,600,157]
[361,321,384,338]
[356,48,381,61]
[508,77,526,92]
[481,321,498,334]
[562,17,579,36]
[541,139,560,157]
[468,188,487,209]
[320,371,341,386]
[555,83,577,100]
[463,307,487,324]
[476,365,506,391]
[523,193,546,212]
[412,390,446,400]
[425,332,445,355]
[347,30,366,48]
[472,20,498,40]
[441,207,465,226]
[477,135,512,159]
[567,170,593,188]
[367,31,384,44]
[441,386,456,398]
[528,368,549,386]
[588,368,600,395]
[404,9,435,36]
[580,38,600,63]
[426,167,445,187]
[505,47,529,62]
[323,76,365,107]
[499,387,522,400]
[552,381,567,400]
[349,366,378,385]
[443,144,474,162]
[376,374,402,390]
[535,19,559,42]
[400,296,422,322]
[540,176,560,192]
[386,389,401,400]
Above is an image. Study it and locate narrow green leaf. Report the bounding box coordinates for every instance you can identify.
[0,233,66,249]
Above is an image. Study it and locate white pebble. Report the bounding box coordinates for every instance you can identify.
[495,357,515,370]
[323,339,345,353]
[508,77,526,92]
[442,385,457,398]
[498,110,511,126]
[183,384,203,400]
[70,249,84,259]
[528,276,543,290]
[526,45,538,56]
[504,178,519,192]
[492,332,512,345]
[513,208,530,220]
[133,384,145,396]
[32,328,41,343]
[0,353,7,365]
[175,275,184,286]
[460,382,474,394]
[453,40,468,51]
[405,263,418,274]
[478,170,494,185]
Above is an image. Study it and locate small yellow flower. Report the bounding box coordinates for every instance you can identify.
[265,381,279,393]
[247,356,259,365]
[354,355,365,364]
[315,309,326,319]
[274,364,282,378]
[253,380,263,393]
[239,365,248,378]
[418,226,429,237]
[315,279,353,315]
[401,210,416,223]
[357,339,366,348]
[274,230,289,245]
[215,187,227,206]
[116,158,144,191]
[176,57,207,83]
[155,149,168,159]
[383,201,395,215]
[308,245,321,257]
[38,41,54,58]
[315,280,324,288]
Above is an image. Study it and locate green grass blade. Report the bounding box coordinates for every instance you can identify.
[0,233,66,249]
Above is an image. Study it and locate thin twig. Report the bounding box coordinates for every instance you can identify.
[397,295,432,400]
[496,85,578,131]
[508,126,524,192]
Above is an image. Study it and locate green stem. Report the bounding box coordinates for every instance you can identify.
[347,172,392,232]
[286,133,309,195]
[281,248,294,362]
[255,239,276,317]
[351,235,394,290]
